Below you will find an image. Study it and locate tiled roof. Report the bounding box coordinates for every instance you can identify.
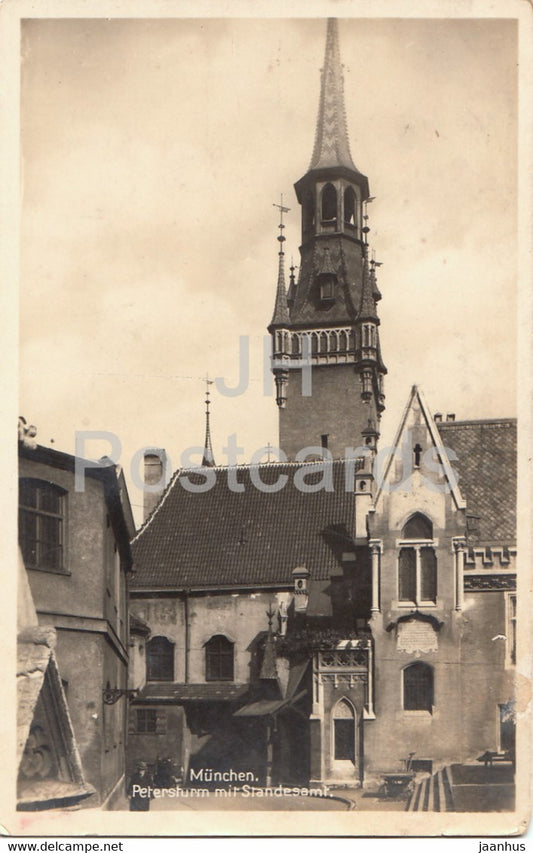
[131,461,356,590]
[135,683,249,703]
[309,19,359,173]
[437,419,516,545]
[289,238,359,327]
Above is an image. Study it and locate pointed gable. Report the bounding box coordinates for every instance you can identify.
[374,386,466,530]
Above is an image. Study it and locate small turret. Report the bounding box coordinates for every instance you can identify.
[201,379,215,467]
[269,199,291,409]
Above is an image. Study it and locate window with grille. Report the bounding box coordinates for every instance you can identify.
[403,662,433,712]
[19,479,66,572]
[146,636,174,682]
[134,708,167,734]
[205,635,234,682]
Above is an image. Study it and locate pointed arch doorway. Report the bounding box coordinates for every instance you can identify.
[331,697,361,782]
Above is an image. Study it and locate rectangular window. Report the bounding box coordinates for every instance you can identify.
[399,546,437,605]
[420,548,437,602]
[19,479,65,572]
[136,709,157,733]
[399,548,416,601]
[320,280,334,300]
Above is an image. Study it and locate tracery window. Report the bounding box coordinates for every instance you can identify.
[398,514,437,605]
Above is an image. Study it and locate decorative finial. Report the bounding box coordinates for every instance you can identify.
[266,604,276,631]
[273,194,290,249]
[289,258,296,286]
[201,375,215,468]
[362,196,375,249]
[268,196,291,329]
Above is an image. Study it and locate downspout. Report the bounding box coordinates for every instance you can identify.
[184,589,190,684]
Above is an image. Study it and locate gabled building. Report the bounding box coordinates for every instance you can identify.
[18,429,136,807]
[128,19,516,805]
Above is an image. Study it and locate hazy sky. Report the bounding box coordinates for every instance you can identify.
[19,16,518,524]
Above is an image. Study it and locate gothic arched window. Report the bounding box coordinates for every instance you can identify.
[321,183,337,222]
[333,698,356,761]
[344,187,356,226]
[403,662,434,712]
[205,635,234,682]
[146,636,174,682]
[398,514,437,604]
[403,513,433,539]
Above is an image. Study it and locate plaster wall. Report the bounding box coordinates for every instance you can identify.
[131,590,292,685]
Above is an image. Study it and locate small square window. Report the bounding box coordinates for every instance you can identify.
[136,709,157,733]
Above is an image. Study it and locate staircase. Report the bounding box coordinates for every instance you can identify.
[406,766,454,812]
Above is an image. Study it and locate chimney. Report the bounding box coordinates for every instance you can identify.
[433,412,443,423]
[446,413,456,422]
[143,449,168,521]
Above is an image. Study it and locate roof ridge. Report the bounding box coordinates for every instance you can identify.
[437,418,516,427]
[131,466,183,544]
[178,458,351,474]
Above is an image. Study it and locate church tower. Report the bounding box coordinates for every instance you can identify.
[269,19,386,460]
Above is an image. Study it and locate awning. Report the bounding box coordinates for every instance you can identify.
[135,683,249,703]
[234,689,306,718]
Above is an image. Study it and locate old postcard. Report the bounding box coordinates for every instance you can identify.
[2,0,531,838]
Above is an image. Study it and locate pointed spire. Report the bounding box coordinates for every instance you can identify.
[201,378,215,467]
[269,197,290,328]
[287,258,297,307]
[309,18,358,172]
[359,249,378,321]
